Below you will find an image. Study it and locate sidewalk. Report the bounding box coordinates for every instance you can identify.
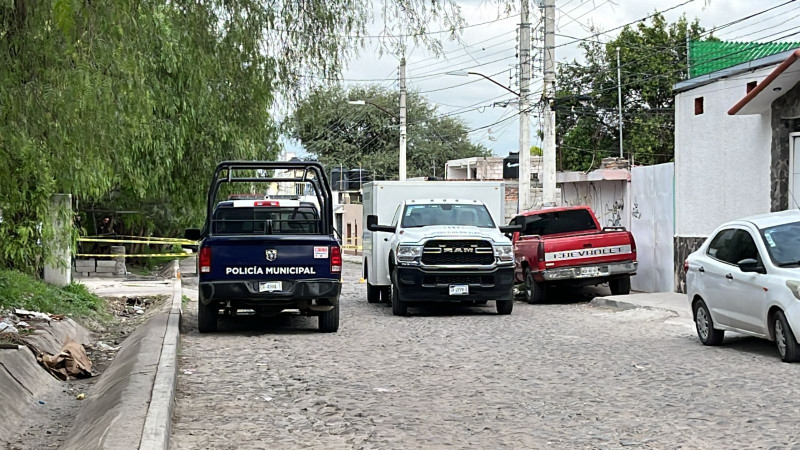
[590,291,691,320]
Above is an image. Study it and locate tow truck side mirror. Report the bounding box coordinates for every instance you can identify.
[498,224,522,234]
[184,228,203,241]
[367,215,395,233]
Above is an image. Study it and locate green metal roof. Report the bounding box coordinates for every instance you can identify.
[689,41,800,78]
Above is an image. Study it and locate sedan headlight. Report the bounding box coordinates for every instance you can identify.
[396,245,422,262]
[494,244,514,262]
[787,281,800,300]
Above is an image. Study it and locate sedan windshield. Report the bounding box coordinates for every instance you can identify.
[761,221,800,267]
[401,204,495,228]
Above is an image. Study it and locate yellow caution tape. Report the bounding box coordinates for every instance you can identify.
[75,253,194,258]
[78,237,197,245]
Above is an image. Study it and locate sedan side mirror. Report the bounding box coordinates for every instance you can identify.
[184,228,203,241]
[738,258,766,274]
[366,214,395,233]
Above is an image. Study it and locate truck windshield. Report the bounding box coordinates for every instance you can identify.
[521,209,598,236]
[761,221,800,267]
[212,206,320,235]
[401,204,495,228]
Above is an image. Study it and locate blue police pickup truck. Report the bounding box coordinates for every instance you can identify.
[185,161,342,333]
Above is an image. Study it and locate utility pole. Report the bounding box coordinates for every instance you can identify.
[518,0,532,212]
[541,0,557,206]
[616,47,623,159]
[399,57,408,181]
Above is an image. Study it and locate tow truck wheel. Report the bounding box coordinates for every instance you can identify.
[524,268,546,304]
[318,301,339,333]
[496,295,514,315]
[609,276,631,295]
[367,282,381,304]
[391,284,409,317]
[197,300,218,333]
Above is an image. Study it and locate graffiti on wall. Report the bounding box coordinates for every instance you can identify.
[604,200,624,227]
[631,196,642,220]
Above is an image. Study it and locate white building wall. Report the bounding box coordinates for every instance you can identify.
[631,163,675,293]
[560,180,629,229]
[675,67,773,237]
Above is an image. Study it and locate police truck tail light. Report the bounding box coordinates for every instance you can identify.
[684,259,689,273]
[199,247,212,273]
[331,246,342,273]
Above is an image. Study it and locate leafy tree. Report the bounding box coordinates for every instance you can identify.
[0,0,469,272]
[555,14,709,171]
[283,85,490,179]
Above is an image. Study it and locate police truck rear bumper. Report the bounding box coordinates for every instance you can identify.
[199,279,341,305]
[394,266,515,302]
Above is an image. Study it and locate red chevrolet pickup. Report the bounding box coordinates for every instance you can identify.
[509,206,637,304]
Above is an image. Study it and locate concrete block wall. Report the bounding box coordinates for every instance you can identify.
[72,258,126,278]
[503,184,562,223]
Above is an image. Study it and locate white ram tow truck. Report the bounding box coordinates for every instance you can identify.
[366,197,521,316]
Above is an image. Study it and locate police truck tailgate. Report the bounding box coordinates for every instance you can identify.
[200,235,340,282]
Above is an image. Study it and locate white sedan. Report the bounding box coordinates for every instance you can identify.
[685,210,800,362]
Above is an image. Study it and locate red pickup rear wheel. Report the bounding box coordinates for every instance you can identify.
[609,276,631,295]
[524,268,546,304]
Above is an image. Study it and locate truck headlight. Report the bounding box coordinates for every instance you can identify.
[494,244,514,262]
[396,245,422,262]
[787,281,800,300]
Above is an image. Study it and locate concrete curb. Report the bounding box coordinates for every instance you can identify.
[342,254,362,264]
[139,276,182,450]
[589,296,680,318]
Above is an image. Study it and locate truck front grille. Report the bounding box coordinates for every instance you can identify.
[421,240,494,265]
[422,274,494,286]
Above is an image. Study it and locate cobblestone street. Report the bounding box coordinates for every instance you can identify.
[171,263,800,449]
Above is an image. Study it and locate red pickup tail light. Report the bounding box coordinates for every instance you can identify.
[199,246,212,273]
[330,246,342,274]
[630,232,637,254]
[537,241,545,265]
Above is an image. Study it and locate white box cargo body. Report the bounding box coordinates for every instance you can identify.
[362,180,505,286]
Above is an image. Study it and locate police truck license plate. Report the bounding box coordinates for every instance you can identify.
[259,281,282,292]
[449,285,469,296]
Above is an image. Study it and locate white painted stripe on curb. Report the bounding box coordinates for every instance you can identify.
[139,278,182,450]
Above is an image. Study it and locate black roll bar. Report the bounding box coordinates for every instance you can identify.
[205,161,334,237]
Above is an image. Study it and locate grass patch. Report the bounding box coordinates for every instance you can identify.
[182,295,190,306]
[0,269,110,321]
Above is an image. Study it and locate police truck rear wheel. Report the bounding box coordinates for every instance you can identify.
[197,301,218,333]
[391,284,408,316]
[318,302,339,333]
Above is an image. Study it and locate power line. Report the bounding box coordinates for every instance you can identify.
[554,0,698,49]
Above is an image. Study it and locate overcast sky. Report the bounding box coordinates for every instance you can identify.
[282,0,798,160]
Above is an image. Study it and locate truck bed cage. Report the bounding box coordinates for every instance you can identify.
[205,161,334,237]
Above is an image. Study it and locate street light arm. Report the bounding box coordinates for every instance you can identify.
[365,101,395,117]
[468,72,520,97]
